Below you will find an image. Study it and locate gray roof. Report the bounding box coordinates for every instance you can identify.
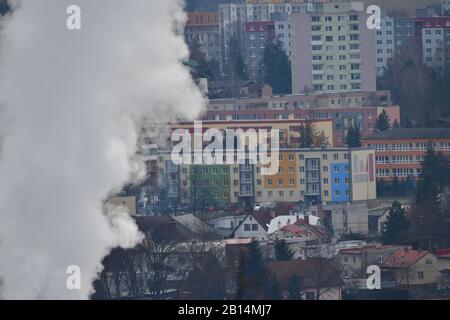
[365,128,450,140]
[172,214,214,233]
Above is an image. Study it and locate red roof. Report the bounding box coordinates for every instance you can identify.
[436,249,450,257]
[383,247,428,268]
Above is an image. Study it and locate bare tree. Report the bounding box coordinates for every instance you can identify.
[303,246,342,300]
[142,230,177,299]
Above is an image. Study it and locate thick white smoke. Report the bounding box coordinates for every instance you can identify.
[0,0,204,299]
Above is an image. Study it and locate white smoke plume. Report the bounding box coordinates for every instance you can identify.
[0,0,204,299]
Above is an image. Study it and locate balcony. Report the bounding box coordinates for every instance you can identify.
[240,165,253,172]
[240,190,254,197]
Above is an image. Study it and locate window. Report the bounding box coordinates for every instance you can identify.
[418,271,424,279]
[305,292,315,300]
[252,224,258,231]
[244,224,251,231]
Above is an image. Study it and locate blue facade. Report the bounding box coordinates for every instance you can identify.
[330,163,350,203]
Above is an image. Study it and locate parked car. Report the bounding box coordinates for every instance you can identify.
[253,203,262,211]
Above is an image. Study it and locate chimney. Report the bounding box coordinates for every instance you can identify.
[271,210,276,219]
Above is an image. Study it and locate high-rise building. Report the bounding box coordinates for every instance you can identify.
[185,12,220,61]
[243,20,276,78]
[415,16,450,68]
[218,1,310,68]
[290,1,376,94]
[272,12,293,59]
[375,15,395,76]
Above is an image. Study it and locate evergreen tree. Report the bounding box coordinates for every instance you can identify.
[377,178,386,197]
[263,274,282,300]
[410,147,450,249]
[375,110,391,132]
[391,176,401,197]
[238,240,267,299]
[185,253,226,300]
[224,36,248,97]
[300,123,313,148]
[346,125,362,148]
[260,40,292,94]
[286,274,302,300]
[382,201,410,245]
[274,240,294,261]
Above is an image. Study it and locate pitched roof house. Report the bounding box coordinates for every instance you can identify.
[382,247,439,287]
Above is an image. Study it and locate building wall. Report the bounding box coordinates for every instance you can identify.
[326,202,369,235]
[163,148,376,207]
[107,196,137,216]
[303,287,341,300]
[350,149,376,201]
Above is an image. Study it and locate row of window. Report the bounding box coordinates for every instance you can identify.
[376,155,427,164]
[265,176,349,186]
[255,189,349,198]
[311,15,358,23]
[311,34,359,42]
[313,83,361,91]
[376,168,420,177]
[368,142,450,151]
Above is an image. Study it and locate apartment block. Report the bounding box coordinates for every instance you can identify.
[185,12,220,61]
[160,147,376,207]
[364,128,450,181]
[415,16,450,68]
[375,15,395,76]
[272,12,293,59]
[219,1,310,67]
[290,1,376,93]
[169,118,334,148]
[205,91,399,146]
[244,20,276,77]
[393,16,415,49]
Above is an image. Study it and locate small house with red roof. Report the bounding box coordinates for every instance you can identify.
[382,247,439,287]
[268,218,327,245]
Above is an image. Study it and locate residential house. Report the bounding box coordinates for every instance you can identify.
[382,247,439,287]
[267,259,344,300]
[338,245,402,283]
[233,211,275,241]
[436,249,450,289]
